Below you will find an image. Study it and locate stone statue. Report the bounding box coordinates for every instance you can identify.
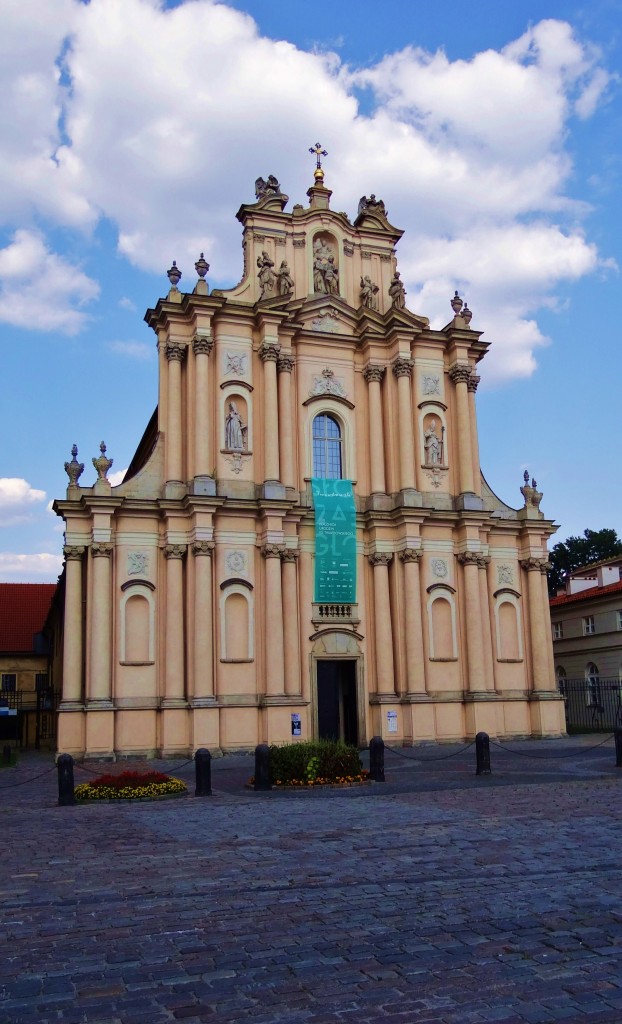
[312,237,335,294]
[255,174,282,199]
[360,275,379,310]
[424,419,443,466]
[257,251,275,299]
[225,402,245,451]
[64,444,84,488]
[388,271,406,309]
[357,194,387,218]
[92,441,113,480]
[276,260,294,296]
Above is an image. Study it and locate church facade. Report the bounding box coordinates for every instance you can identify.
[54,155,565,759]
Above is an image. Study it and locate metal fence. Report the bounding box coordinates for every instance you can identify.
[558,678,622,732]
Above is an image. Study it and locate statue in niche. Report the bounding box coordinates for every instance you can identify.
[312,236,335,294]
[357,194,387,218]
[225,401,245,451]
[277,260,294,296]
[255,174,282,198]
[360,275,379,310]
[424,418,444,465]
[388,271,406,309]
[257,251,275,299]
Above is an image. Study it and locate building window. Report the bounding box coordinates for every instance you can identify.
[583,615,595,636]
[312,414,343,479]
[556,665,566,697]
[552,622,563,641]
[617,610,622,630]
[585,662,600,706]
[1,674,16,692]
[35,674,49,693]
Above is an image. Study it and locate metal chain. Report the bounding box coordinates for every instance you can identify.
[383,740,476,762]
[488,733,615,759]
[0,764,57,789]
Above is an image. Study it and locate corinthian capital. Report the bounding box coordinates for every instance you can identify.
[520,557,549,573]
[192,540,214,557]
[63,545,85,562]
[368,552,393,567]
[399,547,422,563]
[277,354,295,374]
[280,548,300,563]
[262,543,285,559]
[91,543,113,559]
[165,543,187,560]
[259,341,280,363]
[192,332,213,357]
[392,357,414,379]
[363,364,385,384]
[467,373,480,393]
[457,550,480,566]
[448,363,471,386]
[166,341,186,363]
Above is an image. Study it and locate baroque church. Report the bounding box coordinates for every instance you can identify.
[53,149,565,759]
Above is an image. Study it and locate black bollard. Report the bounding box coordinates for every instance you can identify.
[369,735,385,783]
[2,744,12,765]
[615,729,622,768]
[57,753,76,806]
[194,747,212,796]
[475,731,491,775]
[254,743,272,791]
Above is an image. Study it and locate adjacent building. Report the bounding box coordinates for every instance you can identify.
[0,583,57,748]
[53,157,564,759]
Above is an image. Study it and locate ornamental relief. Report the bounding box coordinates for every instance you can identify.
[431,558,448,579]
[309,367,347,400]
[497,564,514,586]
[225,550,248,576]
[422,374,441,396]
[127,551,149,577]
[224,351,248,378]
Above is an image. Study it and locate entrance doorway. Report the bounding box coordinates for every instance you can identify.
[316,660,358,745]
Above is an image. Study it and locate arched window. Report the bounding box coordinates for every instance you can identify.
[586,662,600,706]
[312,414,342,479]
[556,665,567,697]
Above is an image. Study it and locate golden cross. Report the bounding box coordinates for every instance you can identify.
[309,142,328,182]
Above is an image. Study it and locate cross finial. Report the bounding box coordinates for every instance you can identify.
[309,142,328,183]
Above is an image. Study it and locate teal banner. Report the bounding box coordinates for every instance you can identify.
[311,479,356,603]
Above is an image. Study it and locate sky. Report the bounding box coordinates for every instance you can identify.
[1,0,621,582]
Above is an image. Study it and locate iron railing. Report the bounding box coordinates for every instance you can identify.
[558,678,622,732]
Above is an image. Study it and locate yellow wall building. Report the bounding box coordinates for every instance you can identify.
[53,159,564,759]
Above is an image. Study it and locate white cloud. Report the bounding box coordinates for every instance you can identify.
[108,340,152,360]
[0,551,63,582]
[0,2,615,379]
[118,296,137,311]
[0,478,47,526]
[108,468,128,486]
[0,230,99,333]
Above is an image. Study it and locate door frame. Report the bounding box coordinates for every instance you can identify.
[311,640,366,747]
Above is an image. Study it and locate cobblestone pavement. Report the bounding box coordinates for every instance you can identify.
[2,737,622,1023]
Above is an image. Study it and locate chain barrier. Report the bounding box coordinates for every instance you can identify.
[0,763,57,790]
[73,757,196,776]
[383,740,476,763]
[488,733,615,759]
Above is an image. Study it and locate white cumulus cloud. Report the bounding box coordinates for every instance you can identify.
[0,478,47,526]
[0,551,63,582]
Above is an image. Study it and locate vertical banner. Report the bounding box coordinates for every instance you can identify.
[311,479,356,602]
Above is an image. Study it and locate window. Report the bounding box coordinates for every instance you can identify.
[617,610,622,630]
[583,615,595,636]
[556,666,566,697]
[585,662,600,707]
[312,414,343,479]
[552,622,563,641]
[35,673,49,693]
[1,674,16,692]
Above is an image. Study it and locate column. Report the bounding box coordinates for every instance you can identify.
[165,341,186,484]
[368,553,395,694]
[398,548,426,695]
[263,544,285,696]
[467,371,482,497]
[363,365,386,494]
[457,551,486,692]
[540,561,557,684]
[392,358,416,491]
[478,556,494,691]
[298,548,314,704]
[88,543,113,704]
[192,333,213,480]
[192,541,214,702]
[61,545,85,705]
[521,557,553,692]
[277,354,295,489]
[281,549,300,696]
[260,342,280,482]
[164,544,186,704]
[449,364,474,494]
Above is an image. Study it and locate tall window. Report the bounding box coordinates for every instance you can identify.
[583,615,595,636]
[312,414,343,479]
[1,674,16,692]
[552,622,563,641]
[586,662,600,706]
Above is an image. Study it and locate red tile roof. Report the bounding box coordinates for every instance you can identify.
[549,579,622,608]
[0,584,57,653]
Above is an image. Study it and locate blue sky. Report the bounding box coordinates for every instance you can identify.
[1,0,621,580]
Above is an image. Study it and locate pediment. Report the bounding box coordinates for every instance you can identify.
[287,295,359,336]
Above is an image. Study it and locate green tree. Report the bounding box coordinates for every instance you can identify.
[547,528,622,596]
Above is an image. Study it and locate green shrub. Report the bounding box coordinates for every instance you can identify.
[268,740,364,786]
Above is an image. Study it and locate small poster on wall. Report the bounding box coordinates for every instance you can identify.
[291,713,302,737]
[387,710,398,734]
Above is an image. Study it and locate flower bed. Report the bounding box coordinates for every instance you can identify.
[252,740,369,788]
[75,769,187,801]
